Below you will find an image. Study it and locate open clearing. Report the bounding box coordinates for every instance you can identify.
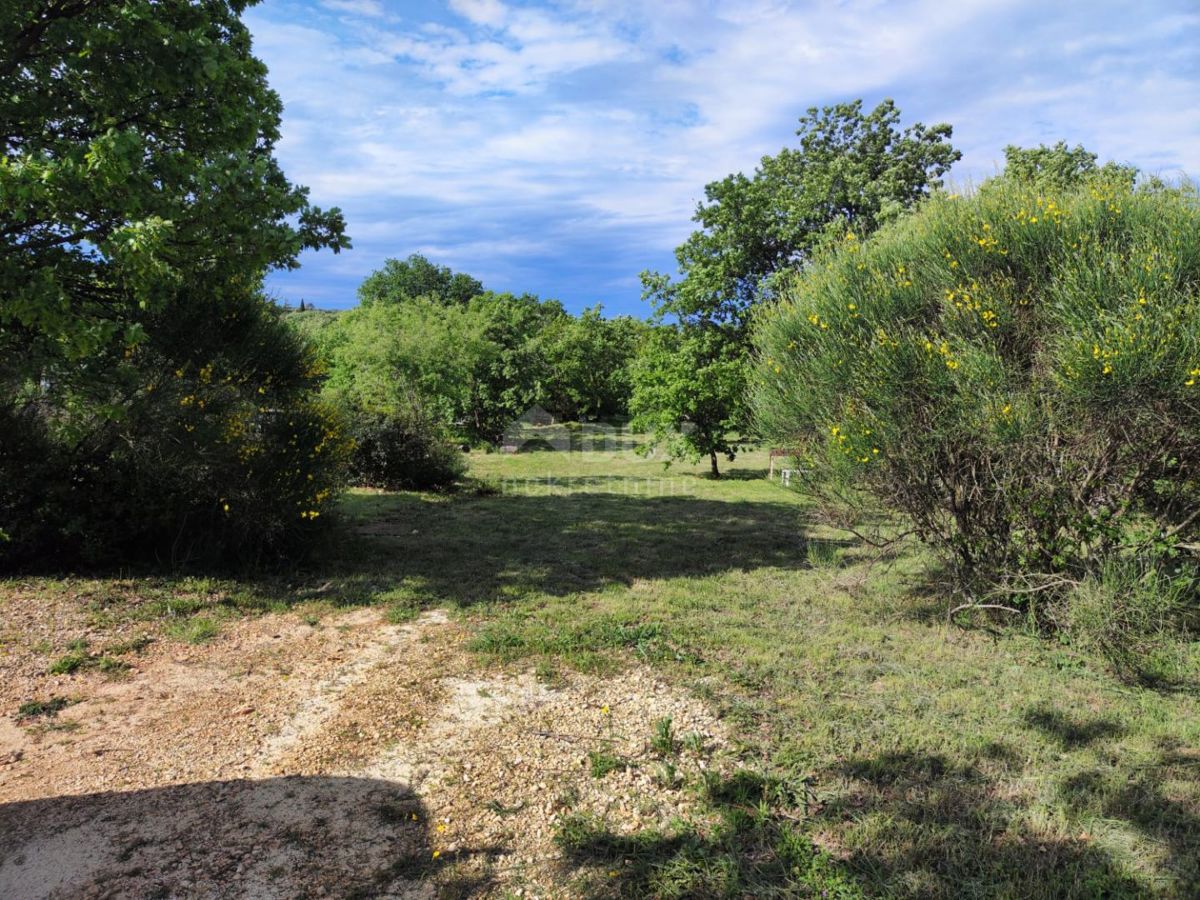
[2,447,1198,898]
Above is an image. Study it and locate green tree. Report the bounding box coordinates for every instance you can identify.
[636,99,959,474]
[323,299,487,427]
[357,254,485,306]
[316,290,569,447]
[461,292,567,442]
[1002,141,1138,189]
[1,0,349,565]
[540,307,648,421]
[630,324,745,476]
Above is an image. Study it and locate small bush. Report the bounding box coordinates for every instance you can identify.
[48,640,90,675]
[1067,561,1198,684]
[651,716,677,756]
[167,616,221,644]
[1,288,352,569]
[755,175,1200,615]
[347,406,466,491]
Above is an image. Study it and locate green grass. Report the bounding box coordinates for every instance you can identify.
[43,635,150,677]
[48,639,90,675]
[3,444,1198,897]
[16,696,73,720]
[650,716,677,757]
[165,616,221,644]
[588,750,632,779]
[346,446,1198,897]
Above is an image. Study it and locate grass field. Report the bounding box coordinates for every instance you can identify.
[4,444,1199,897]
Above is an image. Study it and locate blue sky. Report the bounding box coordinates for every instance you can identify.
[247,0,1200,317]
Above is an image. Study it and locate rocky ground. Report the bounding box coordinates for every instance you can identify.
[0,597,730,898]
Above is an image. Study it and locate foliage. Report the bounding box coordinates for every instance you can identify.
[645,98,961,328]
[320,291,563,445]
[347,405,467,491]
[302,273,646,447]
[1,0,349,567]
[629,324,746,476]
[1,0,347,380]
[538,306,648,421]
[2,288,352,567]
[1067,561,1198,686]
[357,253,484,307]
[1003,141,1138,191]
[636,99,959,472]
[754,171,1200,606]
[319,298,486,428]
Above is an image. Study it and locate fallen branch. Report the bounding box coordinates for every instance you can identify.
[947,602,1022,622]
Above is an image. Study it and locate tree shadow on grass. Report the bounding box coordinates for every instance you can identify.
[0,776,504,899]
[553,769,859,898]
[1023,705,1125,749]
[1025,711,1200,893]
[554,725,1197,898]
[807,707,1200,898]
[314,487,847,608]
[820,749,1147,898]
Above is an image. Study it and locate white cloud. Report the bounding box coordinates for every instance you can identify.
[380,7,635,96]
[247,0,1200,310]
[447,0,508,28]
[320,0,385,16]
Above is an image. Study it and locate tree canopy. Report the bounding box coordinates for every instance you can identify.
[357,254,486,307]
[1002,141,1138,190]
[632,99,959,475]
[1,0,349,565]
[645,98,961,328]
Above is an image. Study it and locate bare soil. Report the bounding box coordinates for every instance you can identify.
[0,600,729,898]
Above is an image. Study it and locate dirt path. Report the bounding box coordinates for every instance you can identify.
[0,605,730,898]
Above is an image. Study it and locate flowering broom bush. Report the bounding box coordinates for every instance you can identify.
[754,175,1200,609]
[1,287,352,568]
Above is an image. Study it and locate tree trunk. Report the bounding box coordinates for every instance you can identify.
[710,450,720,478]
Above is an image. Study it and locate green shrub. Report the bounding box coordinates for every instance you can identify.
[17,697,72,720]
[347,405,466,491]
[754,176,1200,606]
[1,288,352,569]
[587,750,630,778]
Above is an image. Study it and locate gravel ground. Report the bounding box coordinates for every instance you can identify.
[0,596,730,898]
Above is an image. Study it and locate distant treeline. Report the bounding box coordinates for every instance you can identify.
[287,254,652,446]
